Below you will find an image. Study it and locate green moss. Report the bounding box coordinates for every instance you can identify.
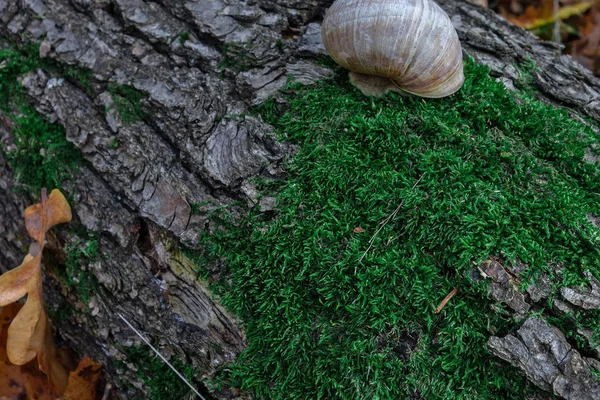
[6,40,94,97]
[107,83,149,125]
[309,54,342,71]
[121,345,199,400]
[63,65,94,96]
[6,109,81,193]
[189,200,213,216]
[196,58,600,399]
[178,31,190,45]
[546,311,597,355]
[47,303,76,323]
[511,58,544,100]
[219,42,257,72]
[591,365,600,383]
[276,39,285,52]
[110,136,120,149]
[0,40,84,194]
[63,233,100,308]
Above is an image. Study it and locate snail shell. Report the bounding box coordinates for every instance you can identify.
[321,0,464,98]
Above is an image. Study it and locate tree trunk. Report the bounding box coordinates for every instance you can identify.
[0,0,599,399]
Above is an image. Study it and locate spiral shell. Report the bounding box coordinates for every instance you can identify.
[321,0,464,98]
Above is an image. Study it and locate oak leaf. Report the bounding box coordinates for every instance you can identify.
[24,188,73,243]
[0,304,102,399]
[0,188,72,391]
[62,356,103,400]
[0,303,62,399]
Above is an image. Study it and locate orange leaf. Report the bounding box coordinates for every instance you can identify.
[7,287,47,365]
[0,304,62,400]
[502,1,593,30]
[24,189,72,244]
[62,356,102,400]
[0,254,39,307]
[1,189,73,392]
[38,321,70,392]
[0,303,23,340]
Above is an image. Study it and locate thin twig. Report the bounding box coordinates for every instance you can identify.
[435,288,458,314]
[553,0,561,45]
[118,313,205,400]
[101,383,112,400]
[357,174,424,264]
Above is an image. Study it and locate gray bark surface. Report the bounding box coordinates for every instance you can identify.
[0,0,599,398]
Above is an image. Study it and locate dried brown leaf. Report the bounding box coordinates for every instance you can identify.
[0,304,62,400]
[24,189,72,244]
[62,356,102,400]
[0,254,38,307]
[0,188,73,391]
[7,287,46,365]
[39,320,70,392]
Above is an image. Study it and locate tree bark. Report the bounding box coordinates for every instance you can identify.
[0,0,599,399]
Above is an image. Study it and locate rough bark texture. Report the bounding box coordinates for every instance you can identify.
[488,318,600,400]
[0,0,600,399]
[475,258,600,399]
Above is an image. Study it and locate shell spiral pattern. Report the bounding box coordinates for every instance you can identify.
[321,0,464,98]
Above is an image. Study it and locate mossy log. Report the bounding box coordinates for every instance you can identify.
[1,0,600,399]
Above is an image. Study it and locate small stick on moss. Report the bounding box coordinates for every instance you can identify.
[118,313,205,400]
[357,173,424,264]
[435,288,458,314]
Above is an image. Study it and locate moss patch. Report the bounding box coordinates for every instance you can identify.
[120,345,198,400]
[178,31,190,45]
[219,42,259,72]
[197,58,600,399]
[107,83,149,125]
[61,232,100,308]
[0,39,84,194]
